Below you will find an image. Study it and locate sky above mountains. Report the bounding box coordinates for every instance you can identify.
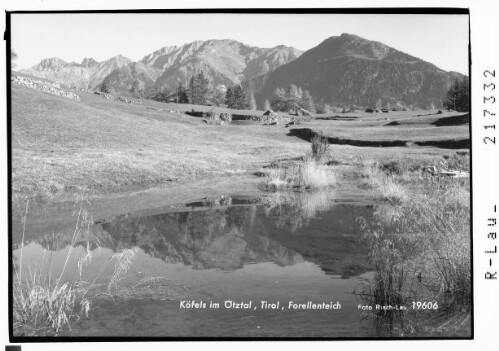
[11,13,469,74]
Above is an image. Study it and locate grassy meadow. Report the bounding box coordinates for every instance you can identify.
[11,81,470,336]
[12,83,469,204]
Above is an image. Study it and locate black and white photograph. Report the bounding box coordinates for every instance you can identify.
[1,2,496,347]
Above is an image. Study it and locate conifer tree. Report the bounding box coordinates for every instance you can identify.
[271,87,287,111]
[286,84,302,112]
[152,85,170,102]
[101,82,110,94]
[300,90,316,113]
[443,77,469,112]
[188,71,212,105]
[263,99,271,111]
[176,82,189,103]
[233,85,247,109]
[189,76,196,104]
[247,90,257,110]
[226,85,247,109]
[212,85,227,107]
[196,71,211,105]
[225,87,234,107]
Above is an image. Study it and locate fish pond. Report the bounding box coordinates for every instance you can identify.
[12,187,410,338]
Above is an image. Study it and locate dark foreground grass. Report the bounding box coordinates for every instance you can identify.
[357,160,470,337]
[13,197,188,336]
[13,199,95,336]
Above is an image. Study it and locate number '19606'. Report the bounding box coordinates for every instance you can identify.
[412,301,438,309]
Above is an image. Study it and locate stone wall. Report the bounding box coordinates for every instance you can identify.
[12,75,80,101]
[118,96,142,105]
[202,112,233,125]
[93,91,115,100]
[75,87,92,93]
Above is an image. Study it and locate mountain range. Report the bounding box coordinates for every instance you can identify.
[20,39,302,94]
[19,34,465,109]
[20,55,133,89]
[141,39,303,90]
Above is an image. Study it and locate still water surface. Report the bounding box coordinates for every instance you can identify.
[14,190,379,337]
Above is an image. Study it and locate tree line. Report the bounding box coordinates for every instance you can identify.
[99,68,326,113]
[443,76,469,112]
[147,71,258,110]
[269,85,316,114]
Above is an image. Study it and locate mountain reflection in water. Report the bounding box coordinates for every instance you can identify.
[16,190,373,277]
[12,190,381,337]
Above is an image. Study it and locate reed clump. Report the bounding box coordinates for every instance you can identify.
[310,133,330,163]
[261,161,336,191]
[13,198,143,336]
[362,161,407,202]
[13,199,94,336]
[357,162,470,336]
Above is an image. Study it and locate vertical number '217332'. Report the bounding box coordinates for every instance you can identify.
[483,70,496,145]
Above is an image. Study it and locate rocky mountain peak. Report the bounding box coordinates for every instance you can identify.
[314,33,395,61]
[103,55,132,65]
[81,57,98,68]
[34,57,68,71]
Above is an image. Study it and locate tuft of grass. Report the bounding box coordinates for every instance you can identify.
[12,197,144,336]
[380,160,406,175]
[300,160,336,188]
[107,247,140,294]
[310,133,330,162]
[13,198,94,335]
[264,167,290,190]
[362,161,407,203]
[261,161,336,191]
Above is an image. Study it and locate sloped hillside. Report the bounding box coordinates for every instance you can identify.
[255,33,464,109]
[99,62,162,95]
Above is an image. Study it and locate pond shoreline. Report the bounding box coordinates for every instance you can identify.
[11,165,368,247]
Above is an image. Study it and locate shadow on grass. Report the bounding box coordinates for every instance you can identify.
[288,128,470,149]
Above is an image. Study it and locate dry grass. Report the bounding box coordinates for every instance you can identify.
[357,165,471,336]
[14,244,142,335]
[301,161,337,188]
[362,161,407,202]
[262,161,336,191]
[11,85,307,202]
[11,84,469,204]
[12,197,152,336]
[107,247,140,294]
[13,198,94,335]
[12,199,186,336]
[404,180,470,310]
[310,133,330,162]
